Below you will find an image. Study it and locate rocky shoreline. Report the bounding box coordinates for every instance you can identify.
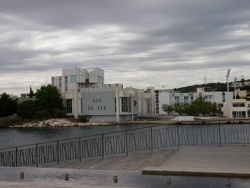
[10,118,114,128]
[8,117,250,128]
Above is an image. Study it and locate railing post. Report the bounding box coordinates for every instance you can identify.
[126,130,128,157]
[219,121,222,147]
[35,144,38,167]
[151,126,153,153]
[57,141,60,165]
[192,126,195,146]
[15,147,18,167]
[78,138,82,162]
[177,125,180,150]
[242,124,245,146]
[102,134,104,159]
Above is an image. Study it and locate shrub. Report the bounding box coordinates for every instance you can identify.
[34,110,50,120]
[0,117,12,127]
[52,108,66,118]
[10,116,23,125]
[0,116,24,128]
[176,121,182,125]
[78,114,92,123]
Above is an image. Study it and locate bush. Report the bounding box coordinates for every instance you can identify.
[10,116,23,125]
[0,116,24,128]
[17,100,38,119]
[34,110,50,120]
[0,117,12,127]
[52,108,66,118]
[78,114,92,123]
[176,121,182,125]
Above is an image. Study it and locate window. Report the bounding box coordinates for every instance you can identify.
[233,103,245,107]
[66,99,72,113]
[232,111,246,118]
[115,98,116,112]
[99,99,101,102]
[121,97,131,112]
[101,106,102,110]
[104,106,106,110]
[175,96,179,99]
[93,99,95,102]
[147,98,151,113]
[218,104,223,108]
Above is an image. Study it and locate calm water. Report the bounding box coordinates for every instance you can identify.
[0,124,152,149]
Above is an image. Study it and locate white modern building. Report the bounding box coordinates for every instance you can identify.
[155,87,248,118]
[52,67,155,122]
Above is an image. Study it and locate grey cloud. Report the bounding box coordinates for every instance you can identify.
[0,0,250,94]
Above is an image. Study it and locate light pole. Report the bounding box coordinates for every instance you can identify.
[226,68,231,92]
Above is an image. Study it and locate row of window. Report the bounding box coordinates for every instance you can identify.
[88,106,106,110]
[174,96,192,99]
[93,99,102,103]
[233,104,245,107]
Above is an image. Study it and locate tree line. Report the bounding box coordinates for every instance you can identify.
[0,85,65,127]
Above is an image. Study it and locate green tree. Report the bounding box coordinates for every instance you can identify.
[161,104,174,115]
[29,86,34,98]
[183,97,219,116]
[17,100,38,119]
[0,92,18,117]
[35,85,64,115]
[173,105,185,115]
[191,97,211,116]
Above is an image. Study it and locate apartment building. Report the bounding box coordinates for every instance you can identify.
[156,88,241,118]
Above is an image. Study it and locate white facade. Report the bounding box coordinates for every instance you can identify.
[157,87,235,117]
[223,99,250,118]
[52,67,155,122]
[52,68,104,93]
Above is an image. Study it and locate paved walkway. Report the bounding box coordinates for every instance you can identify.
[0,181,133,188]
[43,150,177,171]
[143,146,250,177]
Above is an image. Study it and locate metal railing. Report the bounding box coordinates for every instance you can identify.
[1,123,250,167]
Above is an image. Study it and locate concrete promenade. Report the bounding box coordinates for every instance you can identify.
[2,147,250,187]
[143,146,250,177]
[43,150,177,171]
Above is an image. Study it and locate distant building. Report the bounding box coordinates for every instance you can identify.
[52,67,155,122]
[156,87,250,118]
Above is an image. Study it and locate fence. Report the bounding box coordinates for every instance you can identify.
[1,123,250,167]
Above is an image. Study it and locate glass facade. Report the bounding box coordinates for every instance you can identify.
[121,97,131,112]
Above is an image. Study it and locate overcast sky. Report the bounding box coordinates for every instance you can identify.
[0,0,250,95]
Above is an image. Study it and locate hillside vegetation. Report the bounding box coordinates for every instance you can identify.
[173,79,250,93]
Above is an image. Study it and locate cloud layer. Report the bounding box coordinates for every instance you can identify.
[0,0,250,95]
